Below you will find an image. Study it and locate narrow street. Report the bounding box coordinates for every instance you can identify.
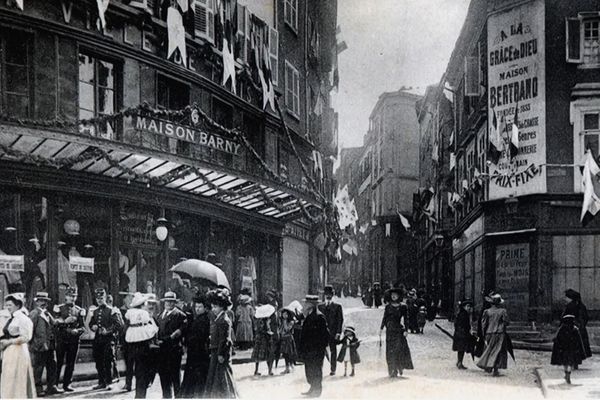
[58,298,549,399]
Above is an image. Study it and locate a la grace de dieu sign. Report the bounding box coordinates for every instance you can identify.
[487,0,546,199]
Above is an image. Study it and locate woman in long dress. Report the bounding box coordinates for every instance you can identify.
[452,300,474,369]
[380,287,413,378]
[179,295,211,398]
[0,293,36,398]
[234,295,254,350]
[204,289,238,398]
[563,289,592,361]
[476,294,511,376]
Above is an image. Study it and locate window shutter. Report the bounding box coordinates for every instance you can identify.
[195,0,209,40]
[294,68,300,115]
[566,17,582,63]
[208,0,215,43]
[464,56,479,96]
[236,4,247,63]
[269,27,278,85]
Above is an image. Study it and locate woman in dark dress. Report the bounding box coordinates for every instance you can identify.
[563,289,592,360]
[379,287,413,378]
[204,289,238,398]
[551,314,586,384]
[452,300,474,370]
[179,295,211,398]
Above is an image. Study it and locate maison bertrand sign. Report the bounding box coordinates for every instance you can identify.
[487,0,547,199]
[134,116,241,156]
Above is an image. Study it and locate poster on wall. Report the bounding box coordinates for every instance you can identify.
[69,256,95,273]
[496,243,529,319]
[487,0,546,199]
[0,255,24,272]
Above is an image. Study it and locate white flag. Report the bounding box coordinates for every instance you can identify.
[167,7,187,66]
[397,210,411,231]
[97,0,110,29]
[385,223,391,237]
[450,152,456,170]
[581,150,600,226]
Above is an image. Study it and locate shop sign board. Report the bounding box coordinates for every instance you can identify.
[0,255,24,272]
[69,256,95,273]
[496,243,529,319]
[487,0,546,199]
[134,116,241,155]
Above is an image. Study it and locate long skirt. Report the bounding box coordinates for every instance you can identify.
[279,335,297,360]
[1,343,36,399]
[204,349,238,398]
[179,357,210,398]
[477,333,508,370]
[235,321,253,344]
[579,325,593,359]
[386,331,413,376]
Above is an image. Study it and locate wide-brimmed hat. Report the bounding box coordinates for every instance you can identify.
[239,294,252,305]
[161,291,178,302]
[34,291,51,302]
[324,285,334,296]
[5,292,25,307]
[129,292,146,308]
[565,289,581,301]
[344,326,356,335]
[207,288,232,308]
[490,294,504,305]
[304,294,320,304]
[255,304,276,319]
[386,287,403,297]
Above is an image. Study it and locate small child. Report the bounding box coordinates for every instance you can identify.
[252,309,275,376]
[551,314,586,384]
[336,326,361,377]
[417,306,427,334]
[278,309,297,374]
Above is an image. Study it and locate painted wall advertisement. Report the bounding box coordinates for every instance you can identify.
[487,0,546,199]
[496,243,530,319]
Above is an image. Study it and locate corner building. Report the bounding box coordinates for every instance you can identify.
[0,0,338,311]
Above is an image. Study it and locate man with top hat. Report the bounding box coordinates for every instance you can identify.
[90,288,123,390]
[54,286,86,392]
[299,294,329,397]
[30,291,63,396]
[156,291,187,398]
[318,285,344,376]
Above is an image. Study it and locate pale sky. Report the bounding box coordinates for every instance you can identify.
[336,0,470,149]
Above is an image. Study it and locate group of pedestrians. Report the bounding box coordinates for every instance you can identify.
[451,288,593,384]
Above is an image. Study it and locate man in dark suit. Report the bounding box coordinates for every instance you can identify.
[318,285,344,375]
[299,294,329,398]
[30,291,63,397]
[90,288,123,390]
[54,286,85,392]
[156,291,188,398]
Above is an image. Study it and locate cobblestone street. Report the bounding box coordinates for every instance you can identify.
[51,298,557,399]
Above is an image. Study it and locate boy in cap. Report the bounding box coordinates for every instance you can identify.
[90,288,123,390]
[30,291,63,396]
[54,286,86,392]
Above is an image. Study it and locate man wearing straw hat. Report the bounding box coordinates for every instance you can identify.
[54,286,85,392]
[156,291,187,398]
[298,294,329,397]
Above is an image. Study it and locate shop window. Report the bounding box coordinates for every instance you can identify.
[78,53,119,140]
[0,29,32,118]
[582,112,600,156]
[284,0,298,33]
[212,97,234,164]
[567,15,600,67]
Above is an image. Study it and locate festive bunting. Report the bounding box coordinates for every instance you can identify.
[488,107,502,165]
[449,152,456,170]
[14,0,23,10]
[385,223,391,237]
[167,7,187,66]
[510,102,520,160]
[97,0,110,29]
[396,207,411,231]
[581,150,600,226]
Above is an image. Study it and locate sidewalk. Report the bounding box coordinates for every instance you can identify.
[536,360,600,399]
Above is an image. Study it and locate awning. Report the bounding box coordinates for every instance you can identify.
[0,125,321,222]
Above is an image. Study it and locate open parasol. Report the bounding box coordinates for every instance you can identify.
[169,259,230,289]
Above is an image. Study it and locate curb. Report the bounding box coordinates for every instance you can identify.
[534,367,549,398]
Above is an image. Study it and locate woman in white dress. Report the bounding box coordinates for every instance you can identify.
[0,293,36,398]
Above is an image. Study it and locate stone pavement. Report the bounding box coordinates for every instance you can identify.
[537,358,600,399]
[50,297,555,399]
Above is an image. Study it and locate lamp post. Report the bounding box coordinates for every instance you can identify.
[155,212,168,242]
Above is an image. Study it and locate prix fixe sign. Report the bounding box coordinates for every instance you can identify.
[134,116,241,156]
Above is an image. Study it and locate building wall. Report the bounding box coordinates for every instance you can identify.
[282,236,310,306]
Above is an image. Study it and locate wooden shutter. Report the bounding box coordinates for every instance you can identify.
[285,62,292,108]
[195,0,214,43]
[236,4,247,63]
[464,56,479,96]
[566,17,583,63]
[269,27,278,85]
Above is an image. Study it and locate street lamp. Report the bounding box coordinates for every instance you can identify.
[156,210,168,242]
[433,233,444,248]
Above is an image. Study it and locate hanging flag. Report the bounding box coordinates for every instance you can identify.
[177,0,188,13]
[448,130,455,149]
[396,208,411,231]
[488,107,502,165]
[221,1,237,94]
[432,140,439,162]
[97,0,110,29]
[510,103,520,160]
[385,223,391,237]
[14,0,23,10]
[422,189,437,223]
[260,41,275,110]
[447,192,454,209]
[450,152,456,170]
[462,179,469,191]
[334,185,357,231]
[312,150,323,180]
[167,7,187,66]
[581,150,600,226]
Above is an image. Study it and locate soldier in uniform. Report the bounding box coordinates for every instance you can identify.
[54,287,85,392]
[90,288,123,390]
[156,291,187,398]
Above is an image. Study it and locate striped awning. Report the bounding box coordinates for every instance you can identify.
[0,127,320,221]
